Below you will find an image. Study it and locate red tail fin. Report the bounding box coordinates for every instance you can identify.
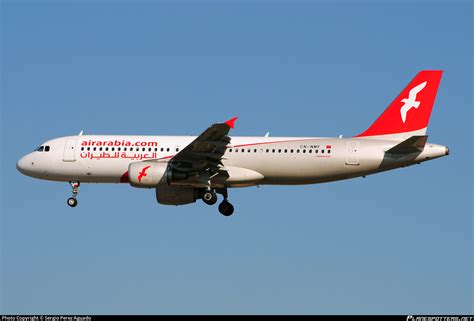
[356,70,443,138]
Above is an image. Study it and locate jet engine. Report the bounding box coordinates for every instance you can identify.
[128,162,187,188]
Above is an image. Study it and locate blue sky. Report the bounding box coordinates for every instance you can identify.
[1,0,472,314]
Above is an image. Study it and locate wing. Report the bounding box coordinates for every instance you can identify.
[409,81,427,99]
[168,117,238,174]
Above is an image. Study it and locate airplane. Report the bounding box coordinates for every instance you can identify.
[16,70,449,216]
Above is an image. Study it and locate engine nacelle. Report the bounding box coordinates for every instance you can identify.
[128,162,189,188]
[128,162,169,188]
[156,186,198,205]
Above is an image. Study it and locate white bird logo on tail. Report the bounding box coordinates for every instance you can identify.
[400,81,427,123]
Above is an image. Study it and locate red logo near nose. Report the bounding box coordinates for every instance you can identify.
[138,165,151,182]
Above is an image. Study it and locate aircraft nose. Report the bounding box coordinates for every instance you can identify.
[16,154,35,176]
[16,155,29,175]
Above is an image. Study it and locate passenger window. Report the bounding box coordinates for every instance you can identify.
[254,149,257,153]
[176,148,179,152]
[142,148,145,152]
[229,149,232,152]
[296,149,300,153]
[87,147,90,151]
[241,149,244,152]
[266,149,269,153]
[81,147,84,151]
[167,148,170,152]
[328,150,331,154]
[322,150,325,153]
[290,149,294,153]
[99,147,102,151]
[284,149,287,153]
[111,147,115,151]
[315,150,318,153]
[118,147,121,151]
[309,150,312,153]
[93,147,97,151]
[278,149,281,153]
[272,149,275,153]
[303,149,306,153]
[160,148,164,152]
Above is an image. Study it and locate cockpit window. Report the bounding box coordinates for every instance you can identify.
[35,145,50,152]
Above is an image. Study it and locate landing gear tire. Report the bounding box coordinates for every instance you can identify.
[67,181,80,207]
[202,190,218,205]
[67,197,78,207]
[218,200,234,216]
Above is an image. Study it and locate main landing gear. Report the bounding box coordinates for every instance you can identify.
[202,189,218,205]
[201,188,235,216]
[218,200,234,217]
[67,181,80,207]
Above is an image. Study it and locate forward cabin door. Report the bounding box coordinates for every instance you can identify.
[63,138,77,162]
[346,141,360,165]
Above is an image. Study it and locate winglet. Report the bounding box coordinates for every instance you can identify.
[224,116,238,128]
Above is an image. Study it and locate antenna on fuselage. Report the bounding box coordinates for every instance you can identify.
[78,130,83,136]
[265,132,270,137]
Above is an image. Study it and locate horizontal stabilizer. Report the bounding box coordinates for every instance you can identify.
[386,135,428,154]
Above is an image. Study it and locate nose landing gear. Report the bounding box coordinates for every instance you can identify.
[67,181,80,207]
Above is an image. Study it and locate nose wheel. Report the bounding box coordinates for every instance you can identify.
[67,181,80,207]
[67,197,78,207]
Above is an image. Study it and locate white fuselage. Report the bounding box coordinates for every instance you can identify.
[15,71,448,214]
[17,135,448,187]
